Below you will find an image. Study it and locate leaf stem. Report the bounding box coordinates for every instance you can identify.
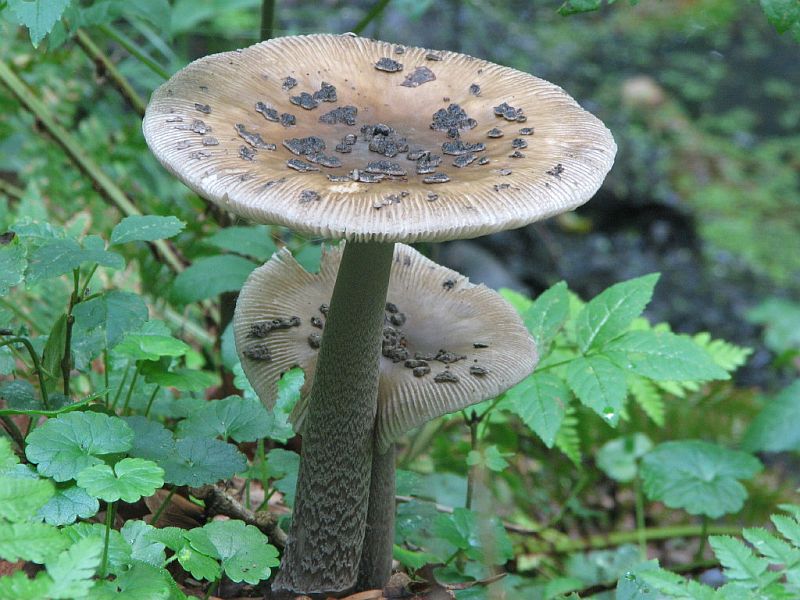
[120,362,141,415]
[143,385,161,417]
[100,501,117,578]
[110,363,132,410]
[0,416,26,452]
[60,269,80,398]
[150,488,175,526]
[0,336,50,408]
[634,474,647,559]
[98,24,170,80]
[693,515,709,562]
[74,28,147,117]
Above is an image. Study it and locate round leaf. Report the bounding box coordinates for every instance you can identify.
[77,458,164,503]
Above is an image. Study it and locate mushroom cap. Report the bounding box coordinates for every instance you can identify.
[233,243,537,451]
[144,34,616,243]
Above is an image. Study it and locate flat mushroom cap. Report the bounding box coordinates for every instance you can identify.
[234,243,537,451]
[144,34,616,243]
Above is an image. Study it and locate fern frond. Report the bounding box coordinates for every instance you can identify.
[555,405,581,466]
[693,332,753,372]
[628,375,665,426]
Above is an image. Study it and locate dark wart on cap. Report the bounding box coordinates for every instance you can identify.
[143,34,616,243]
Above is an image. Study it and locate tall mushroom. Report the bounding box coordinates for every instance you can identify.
[234,243,538,586]
[142,33,615,597]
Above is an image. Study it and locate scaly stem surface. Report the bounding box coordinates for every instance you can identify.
[357,441,396,590]
[273,241,394,597]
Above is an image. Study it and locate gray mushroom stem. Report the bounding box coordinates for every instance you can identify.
[273,240,395,596]
[358,442,397,590]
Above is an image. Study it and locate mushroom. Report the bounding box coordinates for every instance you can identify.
[142,33,616,596]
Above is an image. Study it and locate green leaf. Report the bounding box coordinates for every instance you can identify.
[140,361,219,392]
[524,281,569,348]
[293,243,322,273]
[7,0,72,46]
[41,313,68,387]
[25,238,122,284]
[641,441,762,518]
[121,520,166,567]
[63,523,131,575]
[25,411,134,482]
[575,274,659,352]
[0,379,38,409]
[206,225,276,261]
[71,291,149,355]
[0,571,54,600]
[615,560,661,600]
[558,0,602,17]
[597,434,653,483]
[607,330,730,381]
[742,526,800,566]
[160,437,247,487]
[566,354,627,425]
[177,543,221,581]
[499,287,534,316]
[393,545,440,570]
[432,508,513,564]
[0,522,67,562]
[466,445,511,472]
[176,396,271,442]
[507,372,569,447]
[0,236,26,295]
[742,381,800,453]
[123,416,176,465]
[37,485,99,526]
[628,375,665,427]
[0,438,17,470]
[44,536,103,599]
[771,514,800,548]
[110,216,186,245]
[555,406,582,466]
[692,332,752,373]
[265,448,300,505]
[760,0,800,39]
[709,536,773,587]
[90,563,172,600]
[0,477,55,521]
[76,457,164,503]
[188,520,280,584]
[114,333,190,361]
[171,255,257,304]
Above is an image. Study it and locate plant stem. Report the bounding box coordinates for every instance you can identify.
[260,0,276,41]
[694,515,709,562]
[103,349,110,407]
[110,363,131,410]
[98,24,170,80]
[634,474,647,559]
[74,29,147,117]
[353,0,393,34]
[0,178,24,199]
[120,363,140,415]
[0,416,26,452]
[150,488,175,526]
[60,269,80,398]
[0,336,50,408]
[0,61,183,274]
[465,410,480,511]
[100,501,117,578]
[273,240,394,596]
[143,385,161,417]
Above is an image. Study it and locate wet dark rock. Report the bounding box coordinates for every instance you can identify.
[425,51,443,61]
[407,146,428,161]
[394,45,406,54]
[351,170,385,183]
[375,57,403,72]
[413,365,431,377]
[470,365,489,376]
[308,333,321,349]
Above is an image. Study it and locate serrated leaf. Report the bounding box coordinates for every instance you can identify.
[37,485,99,526]
[71,291,148,359]
[743,527,800,566]
[123,416,177,465]
[44,536,102,599]
[771,515,800,548]
[171,255,257,304]
[709,536,773,586]
[25,411,134,482]
[160,437,247,486]
[558,0,602,17]
[566,354,627,425]
[0,477,54,521]
[0,438,17,470]
[0,379,38,409]
[0,237,26,295]
[431,508,512,564]
[466,445,511,472]
[628,375,665,426]
[265,448,299,505]
[77,457,164,503]
[206,225,276,261]
[114,333,190,361]
[507,372,569,447]
[692,332,752,373]
[616,560,661,600]
[0,522,67,562]
[760,0,800,37]
[637,566,692,595]
[177,543,221,581]
[608,330,729,381]
[0,571,54,600]
[575,274,659,352]
[140,361,218,391]
[188,520,280,584]
[8,0,72,46]
[176,396,271,442]
[41,313,67,386]
[524,281,569,347]
[499,287,534,316]
[25,238,122,284]
[90,562,172,600]
[121,520,166,567]
[597,433,653,483]
[110,215,185,245]
[742,381,800,453]
[63,522,131,575]
[641,441,762,518]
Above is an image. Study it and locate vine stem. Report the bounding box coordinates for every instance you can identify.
[100,501,117,578]
[74,28,146,116]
